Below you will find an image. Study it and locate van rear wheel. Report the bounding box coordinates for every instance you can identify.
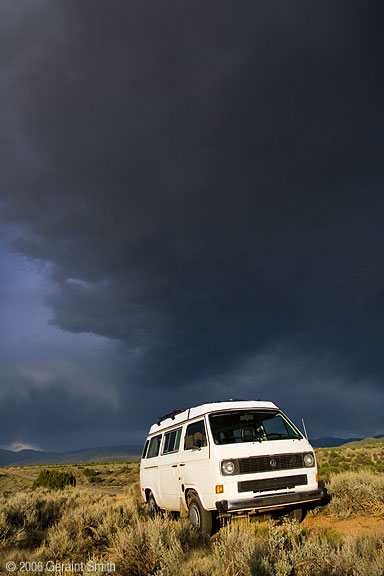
[188,496,213,535]
[274,506,306,523]
[147,492,161,518]
[288,506,306,522]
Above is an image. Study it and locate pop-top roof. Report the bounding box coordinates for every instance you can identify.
[148,399,278,435]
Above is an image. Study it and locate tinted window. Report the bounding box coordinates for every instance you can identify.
[184,420,207,450]
[209,410,301,445]
[147,434,162,458]
[162,428,182,454]
[142,439,149,459]
[263,415,293,438]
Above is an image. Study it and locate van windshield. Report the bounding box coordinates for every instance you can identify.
[208,410,302,445]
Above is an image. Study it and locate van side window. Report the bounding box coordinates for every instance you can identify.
[142,439,149,458]
[162,428,182,454]
[147,434,162,458]
[184,420,207,450]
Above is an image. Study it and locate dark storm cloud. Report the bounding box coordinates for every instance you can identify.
[1,1,384,446]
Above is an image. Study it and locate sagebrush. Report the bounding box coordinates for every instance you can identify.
[1,468,383,575]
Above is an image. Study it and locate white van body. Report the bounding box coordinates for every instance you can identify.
[140,401,324,530]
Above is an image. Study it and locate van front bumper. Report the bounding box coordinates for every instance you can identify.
[216,488,324,514]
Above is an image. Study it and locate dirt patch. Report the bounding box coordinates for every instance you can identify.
[304,515,384,536]
[3,469,35,481]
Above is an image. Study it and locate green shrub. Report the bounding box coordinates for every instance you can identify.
[33,470,76,490]
[325,469,384,517]
[83,468,103,484]
[83,468,98,477]
[86,475,102,485]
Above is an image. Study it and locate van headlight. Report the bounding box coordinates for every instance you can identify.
[221,460,238,475]
[303,452,315,467]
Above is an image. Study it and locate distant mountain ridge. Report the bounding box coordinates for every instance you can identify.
[2,435,384,466]
[0,445,142,466]
[310,435,384,448]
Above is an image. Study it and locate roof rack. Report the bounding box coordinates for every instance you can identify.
[157,408,185,426]
[207,399,248,403]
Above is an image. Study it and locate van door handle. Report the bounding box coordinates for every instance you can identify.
[179,463,185,466]
[171,465,178,468]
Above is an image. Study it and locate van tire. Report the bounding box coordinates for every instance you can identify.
[273,506,306,523]
[188,496,213,535]
[275,506,306,523]
[288,506,306,522]
[147,492,161,519]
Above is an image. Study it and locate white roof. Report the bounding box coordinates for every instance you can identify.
[148,400,278,435]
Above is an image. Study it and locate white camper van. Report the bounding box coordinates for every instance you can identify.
[140,400,324,533]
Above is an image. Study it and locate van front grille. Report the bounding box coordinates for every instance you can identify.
[238,474,307,493]
[238,453,305,474]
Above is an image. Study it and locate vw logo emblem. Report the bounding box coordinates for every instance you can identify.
[270,458,277,468]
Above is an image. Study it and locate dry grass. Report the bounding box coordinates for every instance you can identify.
[208,520,384,576]
[315,442,384,479]
[0,467,383,575]
[0,472,33,495]
[321,470,384,518]
[3,461,140,492]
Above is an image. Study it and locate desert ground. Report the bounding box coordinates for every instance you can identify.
[0,442,383,575]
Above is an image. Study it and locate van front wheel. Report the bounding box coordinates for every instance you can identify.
[188,496,212,535]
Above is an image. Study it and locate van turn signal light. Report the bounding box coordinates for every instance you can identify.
[216,485,224,494]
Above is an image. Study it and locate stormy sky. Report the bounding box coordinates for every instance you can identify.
[1,1,383,451]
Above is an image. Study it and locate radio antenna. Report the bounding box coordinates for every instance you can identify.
[301,418,308,440]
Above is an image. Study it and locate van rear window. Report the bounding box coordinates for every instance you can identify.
[142,439,149,458]
[163,428,182,454]
[146,434,162,458]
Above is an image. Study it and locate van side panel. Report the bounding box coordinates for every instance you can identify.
[158,452,181,510]
[178,416,217,510]
[140,458,160,504]
[140,433,163,505]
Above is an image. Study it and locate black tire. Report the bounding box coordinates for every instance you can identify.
[147,492,161,518]
[287,506,307,522]
[188,495,213,535]
[273,506,307,523]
